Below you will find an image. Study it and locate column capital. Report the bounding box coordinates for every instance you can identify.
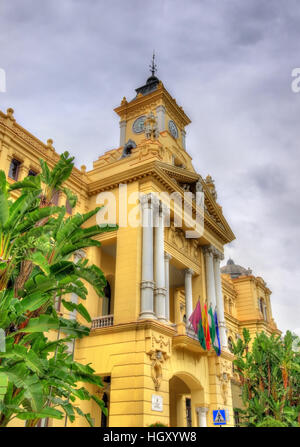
[140,193,155,209]
[119,120,127,128]
[196,406,209,414]
[160,201,169,216]
[164,252,172,261]
[202,244,214,256]
[185,268,194,277]
[149,192,160,209]
[213,248,224,261]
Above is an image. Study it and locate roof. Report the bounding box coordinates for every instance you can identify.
[221,258,252,279]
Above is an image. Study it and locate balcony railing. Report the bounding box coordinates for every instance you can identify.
[91,314,114,329]
[185,325,198,341]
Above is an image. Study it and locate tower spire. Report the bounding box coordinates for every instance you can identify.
[149,51,157,77]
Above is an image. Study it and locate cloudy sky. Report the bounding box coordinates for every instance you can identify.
[0,0,299,334]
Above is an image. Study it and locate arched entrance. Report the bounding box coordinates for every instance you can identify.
[169,373,205,427]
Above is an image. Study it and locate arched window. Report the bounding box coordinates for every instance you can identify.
[228,337,234,353]
[259,298,264,314]
[102,281,111,316]
[259,298,268,321]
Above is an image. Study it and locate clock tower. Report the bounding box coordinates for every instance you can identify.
[114,55,192,170]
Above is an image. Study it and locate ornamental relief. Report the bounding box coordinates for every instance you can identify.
[165,223,200,263]
[122,101,161,122]
[10,124,46,152]
[216,358,233,405]
[137,143,164,161]
[146,333,171,391]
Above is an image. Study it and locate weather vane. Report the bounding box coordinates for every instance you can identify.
[149,51,157,77]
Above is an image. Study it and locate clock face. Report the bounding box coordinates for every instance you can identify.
[168,120,178,139]
[132,116,146,134]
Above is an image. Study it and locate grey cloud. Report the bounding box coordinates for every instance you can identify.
[0,0,300,333]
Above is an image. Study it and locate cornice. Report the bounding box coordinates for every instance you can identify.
[89,318,177,338]
[114,83,191,128]
[224,312,240,325]
[88,160,234,243]
[0,109,88,194]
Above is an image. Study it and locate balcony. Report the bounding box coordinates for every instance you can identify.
[172,322,206,353]
[91,314,114,329]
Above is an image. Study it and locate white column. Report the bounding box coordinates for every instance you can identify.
[140,194,155,319]
[196,407,208,427]
[156,105,165,133]
[185,268,194,321]
[213,249,228,349]
[154,202,167,321]
[203,245,217,310]
[119,120,126,147]
[164,253,172,321]
[181,129,186,150]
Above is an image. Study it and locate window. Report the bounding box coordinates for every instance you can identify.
[259,298,268,321]
[228,337,234,353]
[101,392,109,427]
[8,158,21,180]
[185,398,192,427]
[259,298,264,314]
[28,169,37,176]
[234,409,240,427]
[102,281,111,315]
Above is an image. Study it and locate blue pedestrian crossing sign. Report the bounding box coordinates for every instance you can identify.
[213,409,226,425]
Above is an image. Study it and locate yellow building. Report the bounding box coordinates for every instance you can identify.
[0,67,280,428]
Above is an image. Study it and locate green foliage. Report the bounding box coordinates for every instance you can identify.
[233,328,300,427]
[148,421,169,427]
[0,152,117,427]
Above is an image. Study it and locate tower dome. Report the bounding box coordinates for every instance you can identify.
[221,259,252,279]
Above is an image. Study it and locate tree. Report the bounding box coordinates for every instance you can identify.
[0,152,116,427]
[233,328,300,427]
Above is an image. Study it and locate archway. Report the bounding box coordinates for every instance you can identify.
[169,372,204,427]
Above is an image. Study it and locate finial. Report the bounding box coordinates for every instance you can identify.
[6,108,15,120]
[149,50,157,77]
[46,139,54,150]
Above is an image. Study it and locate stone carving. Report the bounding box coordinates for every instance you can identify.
[216,358,233,405]
[205,175,217,201]
[195,180,203,192]
[146,333,171,391]
[144,111,159,139]
[165,223,200,262]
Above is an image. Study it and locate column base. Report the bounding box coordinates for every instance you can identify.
[138,311,157,320]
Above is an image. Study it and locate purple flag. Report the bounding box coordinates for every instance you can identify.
[189,300,201,334]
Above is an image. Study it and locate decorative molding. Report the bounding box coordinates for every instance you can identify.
[165,223,200,264]
[146,332,171,391]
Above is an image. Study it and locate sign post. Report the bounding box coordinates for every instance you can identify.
[213,409,226,426]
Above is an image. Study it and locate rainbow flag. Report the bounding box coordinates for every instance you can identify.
[203,303,211,351]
